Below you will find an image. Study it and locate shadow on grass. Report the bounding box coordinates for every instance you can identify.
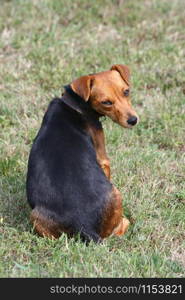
[1,170,31,233]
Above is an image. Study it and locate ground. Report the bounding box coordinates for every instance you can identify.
[0,0,185,277]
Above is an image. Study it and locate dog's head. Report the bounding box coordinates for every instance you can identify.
[70,64,138,128]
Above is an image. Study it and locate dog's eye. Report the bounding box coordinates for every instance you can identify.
[101,100,113,106]
[124,89,129,97]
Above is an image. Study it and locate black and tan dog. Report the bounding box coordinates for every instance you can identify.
[26,64,138,243]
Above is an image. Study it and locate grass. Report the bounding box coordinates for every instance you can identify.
[0,0,185,278]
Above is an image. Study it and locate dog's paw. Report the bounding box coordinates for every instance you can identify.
[113,217,130,236]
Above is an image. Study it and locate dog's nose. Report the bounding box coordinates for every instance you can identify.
[127,116,138,126]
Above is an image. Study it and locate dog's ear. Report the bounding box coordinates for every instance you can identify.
[71,75,93,101]
[111,64,130,86]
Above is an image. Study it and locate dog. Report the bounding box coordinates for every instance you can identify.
[26,64,138,243]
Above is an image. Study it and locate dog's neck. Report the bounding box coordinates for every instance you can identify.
[61,85,102,128]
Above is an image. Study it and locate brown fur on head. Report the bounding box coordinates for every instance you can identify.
[71,64,138,128]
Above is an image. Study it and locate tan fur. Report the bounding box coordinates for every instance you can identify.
[30,208,69,239]
[86,125,110,179]
[71,64,138,128]
[100,186,129,238]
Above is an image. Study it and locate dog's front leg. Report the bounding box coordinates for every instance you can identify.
[87,124,111,180]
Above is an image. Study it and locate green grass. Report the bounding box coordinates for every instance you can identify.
[0,0,185,278]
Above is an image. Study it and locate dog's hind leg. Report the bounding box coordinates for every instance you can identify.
[100,186,130,238]
[30,207,63,239]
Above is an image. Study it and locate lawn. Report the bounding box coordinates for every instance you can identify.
[0,0,185,277]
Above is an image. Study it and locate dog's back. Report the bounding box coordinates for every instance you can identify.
[26,98,112,242]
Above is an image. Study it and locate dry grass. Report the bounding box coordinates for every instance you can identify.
[0,0,185,277]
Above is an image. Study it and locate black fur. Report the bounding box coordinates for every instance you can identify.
[26,89,112,243]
